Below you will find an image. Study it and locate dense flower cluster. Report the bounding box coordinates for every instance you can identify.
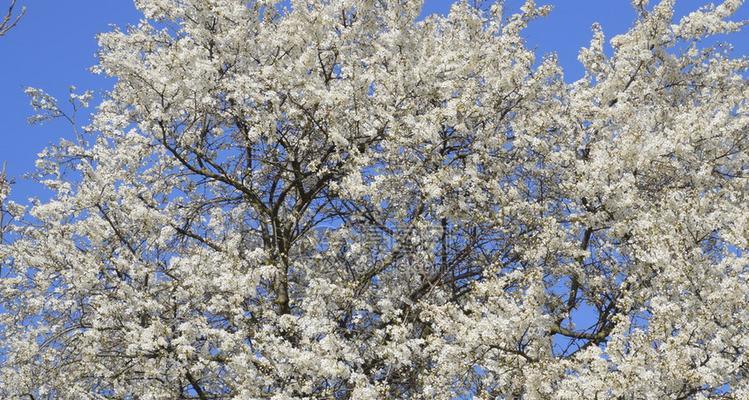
[1,0,749,398]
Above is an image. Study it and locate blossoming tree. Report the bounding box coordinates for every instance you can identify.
[2,0,749,398]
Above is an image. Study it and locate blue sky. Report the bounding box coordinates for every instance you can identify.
[0,0,747,202]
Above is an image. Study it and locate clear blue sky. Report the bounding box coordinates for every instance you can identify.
[0,1,747,202]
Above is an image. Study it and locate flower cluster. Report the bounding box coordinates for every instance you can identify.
[1,1,748,398]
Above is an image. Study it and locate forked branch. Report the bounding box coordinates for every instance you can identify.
[0,0,24,37]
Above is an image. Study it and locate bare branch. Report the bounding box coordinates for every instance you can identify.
[0,0,24,37]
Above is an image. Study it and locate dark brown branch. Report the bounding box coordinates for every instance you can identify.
[185,371,209,400]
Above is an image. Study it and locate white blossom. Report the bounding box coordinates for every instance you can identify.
[1,0,749,398]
